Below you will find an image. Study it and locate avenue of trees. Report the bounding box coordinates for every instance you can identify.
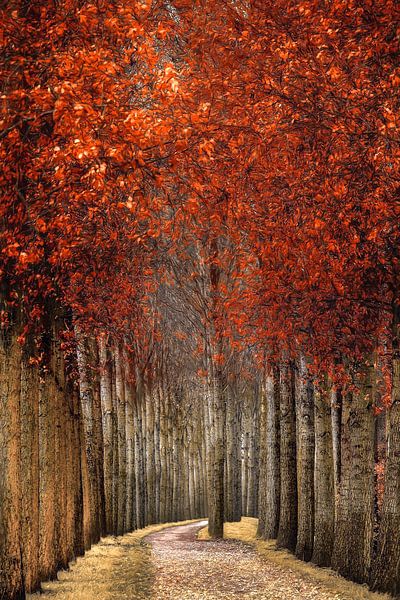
[1,1,399,599]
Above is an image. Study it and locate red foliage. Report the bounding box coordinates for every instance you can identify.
[1,1,399,380]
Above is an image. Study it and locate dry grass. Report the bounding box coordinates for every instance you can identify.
[28,519,199,600]
[198,518,392,600]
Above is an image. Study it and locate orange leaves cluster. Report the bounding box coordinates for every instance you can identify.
[0,0,172,340]
[1,0,399,378]
[154,0,399,371]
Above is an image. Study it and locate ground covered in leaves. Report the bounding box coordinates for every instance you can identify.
[148,520,372,600]
[28,518,390,600]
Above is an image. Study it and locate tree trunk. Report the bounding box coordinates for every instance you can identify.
[20,337,40,592]
[0,308,24,600]
[39,311,61,578]
[277,359,297,551]
[145,383,156,524]
[312,380,335,567]
[371,305,400,595]
[69,381,85,557]
[331,387,342,508]
[53,321,68,570]
[247,388,260,517]
[159,384,168,523]
[134,376,145,528]
[266,366,281,538]
[115,346,127,535]
[257,371,268,536]
[207,369,225,538]
[295,356,315,561]
[242,410,250,517]
[111,352,119,533]
[124,356,136,532]
[90,339,106,537]
[76,334,101,544]
[99,337,113,534]
[225,382,242,521]
[331,360,375,584]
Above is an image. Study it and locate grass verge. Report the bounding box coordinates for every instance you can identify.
[198,517,391,600]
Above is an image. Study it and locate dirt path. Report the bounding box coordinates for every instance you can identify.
[146,521,345,600]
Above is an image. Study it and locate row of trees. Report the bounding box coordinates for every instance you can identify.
[0,292,263,598]
[256,353,399,595]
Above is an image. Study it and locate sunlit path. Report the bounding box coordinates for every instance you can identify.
[147,522,347,600]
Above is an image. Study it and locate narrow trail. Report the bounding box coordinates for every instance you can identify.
[146,522,345,600]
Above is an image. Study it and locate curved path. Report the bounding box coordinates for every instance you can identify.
[145,521,345,600]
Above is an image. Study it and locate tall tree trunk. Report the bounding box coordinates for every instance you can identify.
[233,394,242,520]
[247,388,260,517]
[145,383,156,524]
[371,305,400,595]
[0,305,24,600]
[20,337,40,592]
[76,334,101,544]
[159,384,168,523]
[39,309,61,578]
[90,339,106,537]
[111,352,119,533]
[295,356,315,561]
[277,359,297,551]
[242,409,250,517]
[257,370,268,536]
[134,376,145,528]
[53,321,68,570]
[312,379,334,566]
[331,360,375,584]
[124,356,136,532]
[207,368,225,538]
[69,381,85,557]
[99,337,113,534]
[115,346,127,535]
[172,404,180,521]
[266,366,281,538]
[331,387,342,508]
[225,382,242,521]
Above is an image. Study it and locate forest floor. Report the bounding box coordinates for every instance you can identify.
[28,518,391,600]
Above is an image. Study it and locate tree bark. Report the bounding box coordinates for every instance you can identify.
[266,366,281,538]
[90,339,106,537]
[145,383,156,524]
[99,337,113,534]
[247,387,260,517]
[20,336,40,592]
[39,310,61,578]
[0,307,24,600]
[225,381,242,521]
[115,346,127,535]
[371,305,400,595]
[331,360,375,584]
[312,380,335,567]
[111,351,119,533]
[76,333,101,544]
[69,381,85,557]
[207,367,225,538]
[331,387,342,508]
[277,359,297,551]
[295,356,315,562]
[124,355,136,532]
